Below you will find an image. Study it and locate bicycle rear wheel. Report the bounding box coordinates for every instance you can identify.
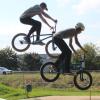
[45,40,61,58]
[74,70,92,90]
[40,62,60,82]
[12,33,30,52]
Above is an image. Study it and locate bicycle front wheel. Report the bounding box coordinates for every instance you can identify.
[40,62,60,82]
[12,33,30,52]
[45,40,61,58]
[74,70,92,90]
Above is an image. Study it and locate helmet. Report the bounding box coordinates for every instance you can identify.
[40,2,48,10]
[75,22,85,30]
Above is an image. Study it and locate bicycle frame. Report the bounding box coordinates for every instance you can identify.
[58,54,86,75]
[77,54,86,80]
[12,23,57,52]
[79,54,86,70]
[30,23,57,45]
[31,33,53,44]
[72,54,85,70]
[40,53,92,90]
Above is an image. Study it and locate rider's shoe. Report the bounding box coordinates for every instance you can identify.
[24,36,30,43]
[34,40,45,45]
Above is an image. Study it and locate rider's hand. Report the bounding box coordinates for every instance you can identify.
[84,50,88,53]
[50,26,54,30]
[82,49,88,54]
[54,19,57,23]
[74,52,81,57]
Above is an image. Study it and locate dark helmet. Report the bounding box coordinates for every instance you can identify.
[40,2,48,10]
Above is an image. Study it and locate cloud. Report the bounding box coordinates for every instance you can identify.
[56,0,70,7]
[73,0,100,15]
[90,22,100,29]
[0,24,30,36]
[95,41,100,48]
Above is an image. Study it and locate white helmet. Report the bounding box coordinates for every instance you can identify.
[75,22,85,30]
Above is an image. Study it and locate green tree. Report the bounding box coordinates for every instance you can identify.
[0,47,18,70]
[72,43,99,70]
[21,53,43,71]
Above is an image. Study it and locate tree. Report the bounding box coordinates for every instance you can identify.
[72,43,100,70]
[20,53,43,71]
[0,47,18,70]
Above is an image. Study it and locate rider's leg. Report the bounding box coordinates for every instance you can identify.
[54,37,65,66]
[54,37,72,73]
[35,21,42,41]
[33,21,45,45]
[27,26,36,37]
[63,45,72,73]
[27,20,42,41]
[20,17,40,42]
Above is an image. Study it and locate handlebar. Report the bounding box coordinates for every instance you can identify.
[79,53,86,62]
[74,53,86,62]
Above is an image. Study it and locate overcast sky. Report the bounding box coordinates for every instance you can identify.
[0,0,100,54]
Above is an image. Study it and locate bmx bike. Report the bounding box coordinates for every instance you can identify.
[40,54,92,90]
[11,23,60,57]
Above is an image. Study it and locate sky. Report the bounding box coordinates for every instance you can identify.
[0,0,100,54]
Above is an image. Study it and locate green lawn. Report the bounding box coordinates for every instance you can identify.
[0,84,100,100]
[0,72,100,100]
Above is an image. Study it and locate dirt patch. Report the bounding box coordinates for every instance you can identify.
[37,96,100,100]
[22,96,100,100]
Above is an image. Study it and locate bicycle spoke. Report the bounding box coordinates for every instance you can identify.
[74,71,92,90]
[12,33,30,52]
[40,62,60,82]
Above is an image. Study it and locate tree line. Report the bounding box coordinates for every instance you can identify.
[72,43,100,70]
[0,47,43,71]
[0,43,100,71]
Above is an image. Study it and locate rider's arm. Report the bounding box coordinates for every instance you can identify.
[69,38,77,53]
[42,11,55,22]
[74,34,86,52]
[38,14,52,29]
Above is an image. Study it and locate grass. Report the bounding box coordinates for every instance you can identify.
[0,83,24,100]
[0,85,100,100]
[30,87,100,96]
[0,72,100,100]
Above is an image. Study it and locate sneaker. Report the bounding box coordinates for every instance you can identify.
[24,36,30,43]
[34,40,45,45]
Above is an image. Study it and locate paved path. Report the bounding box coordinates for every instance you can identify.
[21,96,100,100]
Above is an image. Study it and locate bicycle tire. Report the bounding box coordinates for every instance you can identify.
[40,62,60,82]
[12,33,30,52]
[74,70,92,90]
[45,40,60,58]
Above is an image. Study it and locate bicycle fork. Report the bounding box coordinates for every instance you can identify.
[52,39,57,50]
[80,71,84,81]
[79,59,85,81]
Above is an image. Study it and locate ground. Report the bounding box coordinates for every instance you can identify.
[21,96,100,100]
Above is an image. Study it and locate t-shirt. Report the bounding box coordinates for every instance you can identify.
[20,5,42,18]
[53,28,78,39]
